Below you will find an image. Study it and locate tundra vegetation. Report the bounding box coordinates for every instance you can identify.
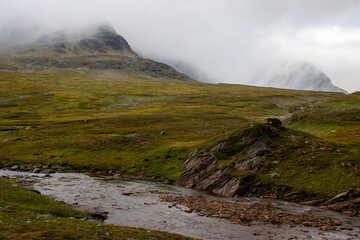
[0,70,359,238]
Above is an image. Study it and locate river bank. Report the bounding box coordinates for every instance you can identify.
[1,170,360,239]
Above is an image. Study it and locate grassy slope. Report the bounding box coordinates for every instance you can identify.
[0,178,193,240]
[0,71,340,181]
[208,91,360,198]
[269,92,360,197]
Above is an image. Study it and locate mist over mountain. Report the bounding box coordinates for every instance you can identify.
[168,61,219,83]
[0,24,190,81]
[250,62,347,93]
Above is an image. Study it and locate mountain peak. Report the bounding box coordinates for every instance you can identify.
[95,23,117,34]
[0,23,191,81]
[252,61,348,93]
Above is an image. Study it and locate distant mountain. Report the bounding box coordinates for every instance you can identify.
[0,24,190,81]
[252,62,347,93]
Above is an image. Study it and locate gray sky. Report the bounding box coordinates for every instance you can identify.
[1,0,360,92]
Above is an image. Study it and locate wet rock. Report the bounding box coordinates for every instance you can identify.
[161,194,347,230]
[11,165,19,170]
[33,168,41,173]
[42,169,55,174]
[19,166,30,171]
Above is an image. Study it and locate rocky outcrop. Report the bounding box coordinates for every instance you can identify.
[177,119,360,217]
[177,121,283,197]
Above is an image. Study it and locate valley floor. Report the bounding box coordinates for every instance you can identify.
[0,70,359,239]
[1,170,360,240]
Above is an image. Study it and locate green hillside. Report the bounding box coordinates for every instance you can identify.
[0,71,343,182]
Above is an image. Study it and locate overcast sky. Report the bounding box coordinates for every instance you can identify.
[1,0,360,92]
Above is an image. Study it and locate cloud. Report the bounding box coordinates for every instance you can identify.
[1,0,360,92]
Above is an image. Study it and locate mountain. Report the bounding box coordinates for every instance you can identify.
[0,24,190,81]
[252,62,347,93]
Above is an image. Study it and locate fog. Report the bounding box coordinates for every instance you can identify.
[1,0,360,92]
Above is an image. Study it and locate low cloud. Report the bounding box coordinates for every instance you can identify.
[1,0,360,92]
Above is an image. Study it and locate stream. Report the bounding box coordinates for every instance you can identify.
[1,170,360,240]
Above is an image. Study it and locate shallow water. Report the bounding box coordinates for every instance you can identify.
[1,170,360,240]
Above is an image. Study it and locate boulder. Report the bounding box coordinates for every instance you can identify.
[266,118,282,127]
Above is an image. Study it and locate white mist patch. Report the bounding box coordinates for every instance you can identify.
[250,62,347,93]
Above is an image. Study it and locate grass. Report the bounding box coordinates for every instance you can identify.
[0,71,340,181]
[257,92,360,197]
[0,177,195,240]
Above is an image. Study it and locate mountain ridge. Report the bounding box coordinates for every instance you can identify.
[252,62,347,93]
[0,24,191,81]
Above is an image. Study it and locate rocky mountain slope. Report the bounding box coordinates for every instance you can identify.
[252,62,347,93]
[0,24,190,80]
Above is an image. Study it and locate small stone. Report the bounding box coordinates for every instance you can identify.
[42,169,55,174]
[19,166,29,171]
[302,221,312,227]
[331,221,342,226]
[11,165,19,170]
[33,168,41,173]
[3,206,14,210]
